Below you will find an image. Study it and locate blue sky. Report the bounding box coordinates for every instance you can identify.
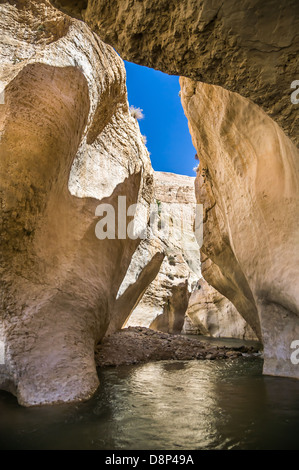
[124,61,197,176]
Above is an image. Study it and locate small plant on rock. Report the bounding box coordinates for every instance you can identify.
[129,105,144,121]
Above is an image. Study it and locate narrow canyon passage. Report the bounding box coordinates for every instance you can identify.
[93,1,299,379]
[120,62,259,341]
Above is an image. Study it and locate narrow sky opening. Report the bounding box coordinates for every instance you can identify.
[124,61,197,177]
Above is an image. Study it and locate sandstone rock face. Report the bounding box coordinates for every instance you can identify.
[0,0,156,405]
[1,1,297,412]
[125,172,201,334]
[50,0,299,378]
[149,281,190,335]
[59,0,299,146]
[184,279,257,340]
[181,79,299,378]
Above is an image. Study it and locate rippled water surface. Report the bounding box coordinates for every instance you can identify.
[0,358,299,449]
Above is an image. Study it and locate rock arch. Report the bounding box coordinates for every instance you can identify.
[50,0,299,378]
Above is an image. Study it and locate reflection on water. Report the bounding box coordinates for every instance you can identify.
[0,358,299,449]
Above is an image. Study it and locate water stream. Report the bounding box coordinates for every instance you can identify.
[0,356,299,449]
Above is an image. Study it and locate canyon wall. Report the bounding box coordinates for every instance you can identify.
[181,80,299,378]
[126,172,256,339]
[56,0,299,146]
[0,0,160,405]
[184,278,257,341]
[57,0,299,378]
[125,172,200,334]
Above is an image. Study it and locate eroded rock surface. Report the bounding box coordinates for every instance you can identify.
[55,0,299,146]
[49,0,299,379]
[0,0,156,405]
[181,80,299,378]
[125,172,201,334]
[1,0,297,411]
[184,279,257,340]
